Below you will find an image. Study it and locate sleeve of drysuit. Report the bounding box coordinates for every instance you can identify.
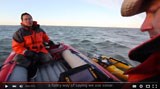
[12,30,27,55]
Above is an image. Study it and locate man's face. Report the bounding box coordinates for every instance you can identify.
[22,15,33,27]
[141,0,160,38]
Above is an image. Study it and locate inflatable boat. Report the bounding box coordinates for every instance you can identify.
[0,43,124,88]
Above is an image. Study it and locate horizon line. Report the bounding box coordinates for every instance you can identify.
[0,24,139,29]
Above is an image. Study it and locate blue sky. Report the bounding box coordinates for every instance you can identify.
[0,0,145,28]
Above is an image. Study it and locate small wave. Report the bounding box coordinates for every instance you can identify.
[85,34,92,36]
[0,38,12,42]
[69,38,79,42]
[96,40,130,49]
[81,40,92,43]
[0,37,12,39]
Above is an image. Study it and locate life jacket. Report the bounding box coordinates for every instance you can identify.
[125,34,160,82]
[12,21,50,55]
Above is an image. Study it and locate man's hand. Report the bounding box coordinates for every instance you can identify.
[24,50,39,60]
[48,40,55,46]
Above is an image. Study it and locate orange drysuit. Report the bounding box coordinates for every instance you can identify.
[12,21,49,55]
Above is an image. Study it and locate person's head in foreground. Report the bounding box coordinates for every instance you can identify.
[121,0,160,38]
[121,0,160,87]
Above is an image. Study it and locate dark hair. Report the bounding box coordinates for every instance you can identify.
[21,12,32,21]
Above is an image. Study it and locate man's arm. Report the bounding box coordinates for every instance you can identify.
[12,30,27,55]
[43,31,50,43]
